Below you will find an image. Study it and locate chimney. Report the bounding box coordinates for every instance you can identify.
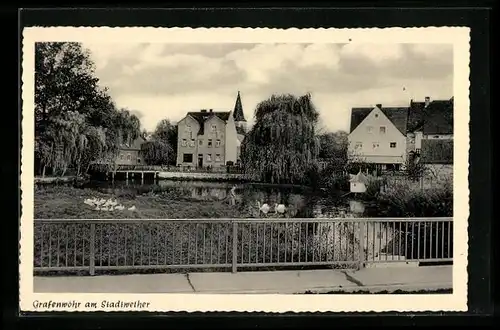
[209,109,213,113]
[201,109,207,113]
[376,104,382,109]
[424,96,431,107]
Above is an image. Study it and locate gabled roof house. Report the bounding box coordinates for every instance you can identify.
[348,96,454,168]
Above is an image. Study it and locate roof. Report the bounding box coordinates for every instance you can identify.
[233,91,246,122]
[120,136,146,150]
[187,111,231,135]
[422,99,453,135]
[408,98,454,135]
[349,171,369,185]
[420,139,453,164]
[349,106,409,135]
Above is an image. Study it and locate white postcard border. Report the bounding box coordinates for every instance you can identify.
[20,26,470,313]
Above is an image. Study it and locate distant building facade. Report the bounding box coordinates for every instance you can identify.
[348,96,454,172]
[115,136,147,166]
[176,92,247,168]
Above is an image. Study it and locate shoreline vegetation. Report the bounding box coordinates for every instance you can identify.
[34,179,453,277]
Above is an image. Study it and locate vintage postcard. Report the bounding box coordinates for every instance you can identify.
[20,27,470,313]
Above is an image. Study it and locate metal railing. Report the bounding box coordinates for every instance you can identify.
[33,217,453,275]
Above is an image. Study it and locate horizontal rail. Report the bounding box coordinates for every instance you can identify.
[34,217,453,223]
[33,218,453,276]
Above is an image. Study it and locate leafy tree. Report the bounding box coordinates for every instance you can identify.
[140,140,173,166]
[34,42,142,177]
[137,119,178,166]
[240,93,320,184]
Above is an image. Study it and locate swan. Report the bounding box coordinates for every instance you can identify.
[274,203,287,214]
[100,206,109,211]
[256,201,270,215]
[95,206,101,211]
[115,205,125,211]
[128,205,136,211]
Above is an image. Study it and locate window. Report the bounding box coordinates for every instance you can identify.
[215,154,221,162]
[137,158,141,164]
[208,139,213,147]
[355,142,362,149]
[190,139,195,147]
[199,140,203,146]
[372,142,379,149]
[215,139,221,147]
[379,126,386,134]
[207,154,212,162]
[127,154,131,161]
[211,125,217,132]
[390,142,397,148]
[415,148,421,154]
[394,164,401,171]
[186,124,191,132]
[183,153,193,163]
[120,154,124,160]
[375,114,379,118]
[181,139,187,147]
[367,126,373,133]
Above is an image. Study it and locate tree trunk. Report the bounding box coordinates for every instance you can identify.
[42,165,46,178]
[61,165,67,177]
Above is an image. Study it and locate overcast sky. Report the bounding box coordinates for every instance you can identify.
[83,42,453,133]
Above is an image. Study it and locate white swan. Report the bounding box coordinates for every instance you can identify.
[115,205,125,211]
[128,205,136,211]
[274,203,287,214]
[256,201,270,215]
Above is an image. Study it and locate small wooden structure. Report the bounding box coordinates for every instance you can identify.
[349,171,369,193]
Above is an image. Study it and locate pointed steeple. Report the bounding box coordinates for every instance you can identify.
[233,91,246,122]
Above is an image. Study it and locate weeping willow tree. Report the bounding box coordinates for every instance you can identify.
[240,93,321,184]
[34,41,143,177]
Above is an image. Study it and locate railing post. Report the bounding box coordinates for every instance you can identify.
[89,223,96,276]
[358,221,365,270]
[232,221,238,273]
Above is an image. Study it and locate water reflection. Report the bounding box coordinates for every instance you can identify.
[80,179,367,218]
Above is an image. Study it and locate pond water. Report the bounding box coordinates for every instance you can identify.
[77,178,372,218]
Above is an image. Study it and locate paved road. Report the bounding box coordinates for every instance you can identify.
[34,265,452,294]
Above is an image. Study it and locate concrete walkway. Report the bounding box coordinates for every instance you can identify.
[34,266,452,294]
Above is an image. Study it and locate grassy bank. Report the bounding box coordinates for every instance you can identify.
[34,184,245,219]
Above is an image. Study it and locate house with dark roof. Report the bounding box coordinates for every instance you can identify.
[347,96,454,173]
[176,92,245,168]
[407,96,454,165]
[348,103,409,170]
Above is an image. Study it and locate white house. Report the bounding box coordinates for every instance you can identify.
[348,104,409,171]
[349,171,369,193]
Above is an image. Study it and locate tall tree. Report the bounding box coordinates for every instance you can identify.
[240,93,320,184]
[34,41,142,176]
[153,119,178,165]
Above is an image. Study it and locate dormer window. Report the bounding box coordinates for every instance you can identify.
[379,126,386,134]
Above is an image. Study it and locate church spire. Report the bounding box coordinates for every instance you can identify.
[233,91,246,122]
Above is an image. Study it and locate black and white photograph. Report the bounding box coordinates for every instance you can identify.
[20,27,470,313]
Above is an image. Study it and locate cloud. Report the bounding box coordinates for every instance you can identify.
[82,42,453,132]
